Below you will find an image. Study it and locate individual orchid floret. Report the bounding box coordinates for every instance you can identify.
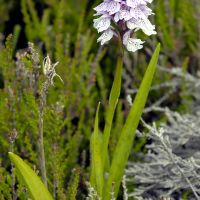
[93,0,156,52]
[123,31,144,52]
[97,28,115,45]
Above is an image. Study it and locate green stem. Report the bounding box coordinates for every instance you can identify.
[103,44,160,200]
[101,34,124,171]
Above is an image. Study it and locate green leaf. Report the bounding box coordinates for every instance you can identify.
[103,43,160,200]
[8,152,53,200]
[90,102,104,197]
[102,56,123,171]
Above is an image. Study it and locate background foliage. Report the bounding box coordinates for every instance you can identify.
[0,0,199,199]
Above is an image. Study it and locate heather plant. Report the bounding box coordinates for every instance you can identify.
[0,0,106,198]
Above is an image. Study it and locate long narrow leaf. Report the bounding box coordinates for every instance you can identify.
[102,56,123,171]
[103,43,160,199]
[8,152,53,200]
[90,102,104,197]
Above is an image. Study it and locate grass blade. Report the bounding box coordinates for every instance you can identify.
[8,152,53,200]
[90,102,104,197]
[103,43,160,199]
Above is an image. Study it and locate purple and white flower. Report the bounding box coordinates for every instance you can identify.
[93,0,156,52]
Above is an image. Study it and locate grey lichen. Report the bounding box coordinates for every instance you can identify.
[125,68,200,200]
[126,109,200,199]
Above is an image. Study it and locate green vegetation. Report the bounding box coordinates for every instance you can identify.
[0,0,199,199]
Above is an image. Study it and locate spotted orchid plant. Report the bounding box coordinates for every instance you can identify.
[93,0,156,52]
[90,1,160,199]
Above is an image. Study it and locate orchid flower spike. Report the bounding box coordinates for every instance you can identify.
[93,0,156,52]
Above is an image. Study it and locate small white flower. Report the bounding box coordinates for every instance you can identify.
[93,16,111,33]
[107,1,121,15]
[116,7,133,21]
[43,55,63,85]
[126,94,133,105]
[126,38,144,52]
[97,28,115,45]
[94,2,108,12]
[123,30,144,52]
[127,17,156,36]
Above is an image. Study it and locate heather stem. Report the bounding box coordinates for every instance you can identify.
[10,142,16,200]
[38,55,62,188]
[8,88,17,200]
[38,80,50,188]
[8,129,17,200]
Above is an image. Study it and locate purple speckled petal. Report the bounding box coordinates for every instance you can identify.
[93,16,111,32]
[97,28,115,45]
